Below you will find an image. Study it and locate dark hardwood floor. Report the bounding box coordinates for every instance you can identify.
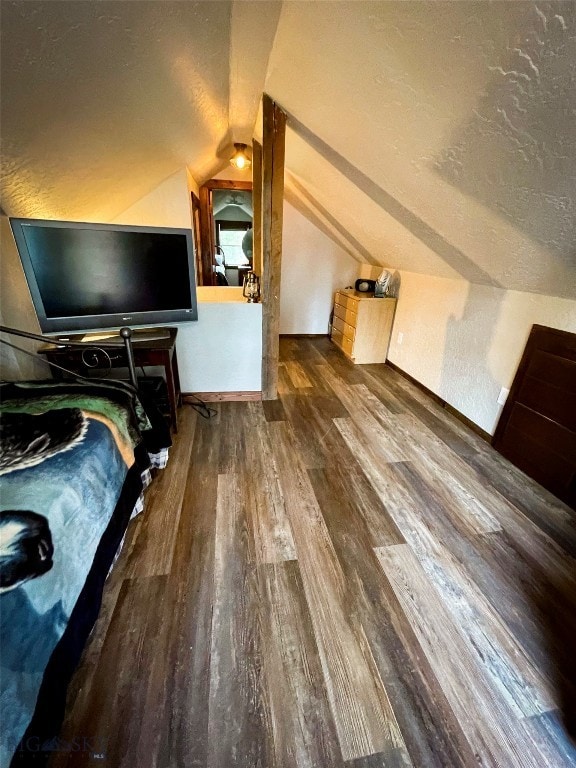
[53,337,576,767]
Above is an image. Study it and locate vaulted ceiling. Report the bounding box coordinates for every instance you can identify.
[1,1,575,298]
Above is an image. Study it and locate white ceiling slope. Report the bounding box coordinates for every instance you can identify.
[0,0,280,222]
[268,1,576,299]
[1,1,574,299]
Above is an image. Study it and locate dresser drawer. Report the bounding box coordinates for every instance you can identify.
[335,292,359,314]
[333,301,358,328]
[332,314,356,341]
[331,328,354,358]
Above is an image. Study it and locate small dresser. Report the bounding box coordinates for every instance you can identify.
[331,290,396,364]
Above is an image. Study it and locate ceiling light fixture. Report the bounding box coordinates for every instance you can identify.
[230,143,251,170]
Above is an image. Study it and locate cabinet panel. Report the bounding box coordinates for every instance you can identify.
[334,302,358,328]
[330,291,396,365]
[335,292,359,314]
[331,328,354,358]
[332,315,356,341]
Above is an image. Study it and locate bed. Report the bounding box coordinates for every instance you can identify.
[0,378,171,767]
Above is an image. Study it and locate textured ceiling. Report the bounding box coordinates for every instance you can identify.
[0,0,279,222]
[1,1,574,297]
[268,1,576,298]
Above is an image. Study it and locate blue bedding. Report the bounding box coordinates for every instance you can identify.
[0,380,170,767]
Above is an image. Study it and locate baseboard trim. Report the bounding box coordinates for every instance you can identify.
[182,391,262,403]
[385,361,491,443]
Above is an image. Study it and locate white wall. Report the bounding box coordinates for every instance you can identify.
[176,303,262,393]
[280,200,358,334]
[213,165,252,183]
[112,168,193,229]
[388,271,576,435]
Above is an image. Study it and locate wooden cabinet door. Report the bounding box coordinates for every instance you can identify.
[493,325,576,509]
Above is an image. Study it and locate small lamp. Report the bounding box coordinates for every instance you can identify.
[230,143,252,170]
[243,271,261,303]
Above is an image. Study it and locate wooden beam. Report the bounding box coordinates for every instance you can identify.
[190,191,203,287]
[252,140,263,278]
[203,180,253,191]
[261,94,287,400]
[199,184,215,285]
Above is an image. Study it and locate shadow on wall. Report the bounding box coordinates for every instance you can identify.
[0,342,22,379]
[439,283,504,434]
[387,270,401,299]
[285,176,377,265]
[285,112,501,287]
[435,2,575,265]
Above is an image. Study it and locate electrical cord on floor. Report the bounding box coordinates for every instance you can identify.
[185,393,217,420]
[138,364,215,419]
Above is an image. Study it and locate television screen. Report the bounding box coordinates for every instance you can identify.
[10,218,198,333]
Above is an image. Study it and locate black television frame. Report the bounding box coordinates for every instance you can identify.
[10,217,199,334]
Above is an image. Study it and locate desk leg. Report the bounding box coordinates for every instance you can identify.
[165,350,179,433]
[172,348,182,408]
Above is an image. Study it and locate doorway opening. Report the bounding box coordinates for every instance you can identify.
[196,180,253,286]
[213,189,253,286]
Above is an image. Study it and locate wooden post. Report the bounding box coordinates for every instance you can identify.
[190,191,203,286]
[252,140,263,278]
[199,184,215,285]
[261,94,286,400]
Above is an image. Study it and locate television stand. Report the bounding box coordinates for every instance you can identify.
[55,328,172,344]
[38,328,181,432]
[128,328,172,342]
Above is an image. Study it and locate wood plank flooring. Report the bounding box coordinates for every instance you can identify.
[52,337,576,767]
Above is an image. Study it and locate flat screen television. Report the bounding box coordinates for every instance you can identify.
[10,217,198,335]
